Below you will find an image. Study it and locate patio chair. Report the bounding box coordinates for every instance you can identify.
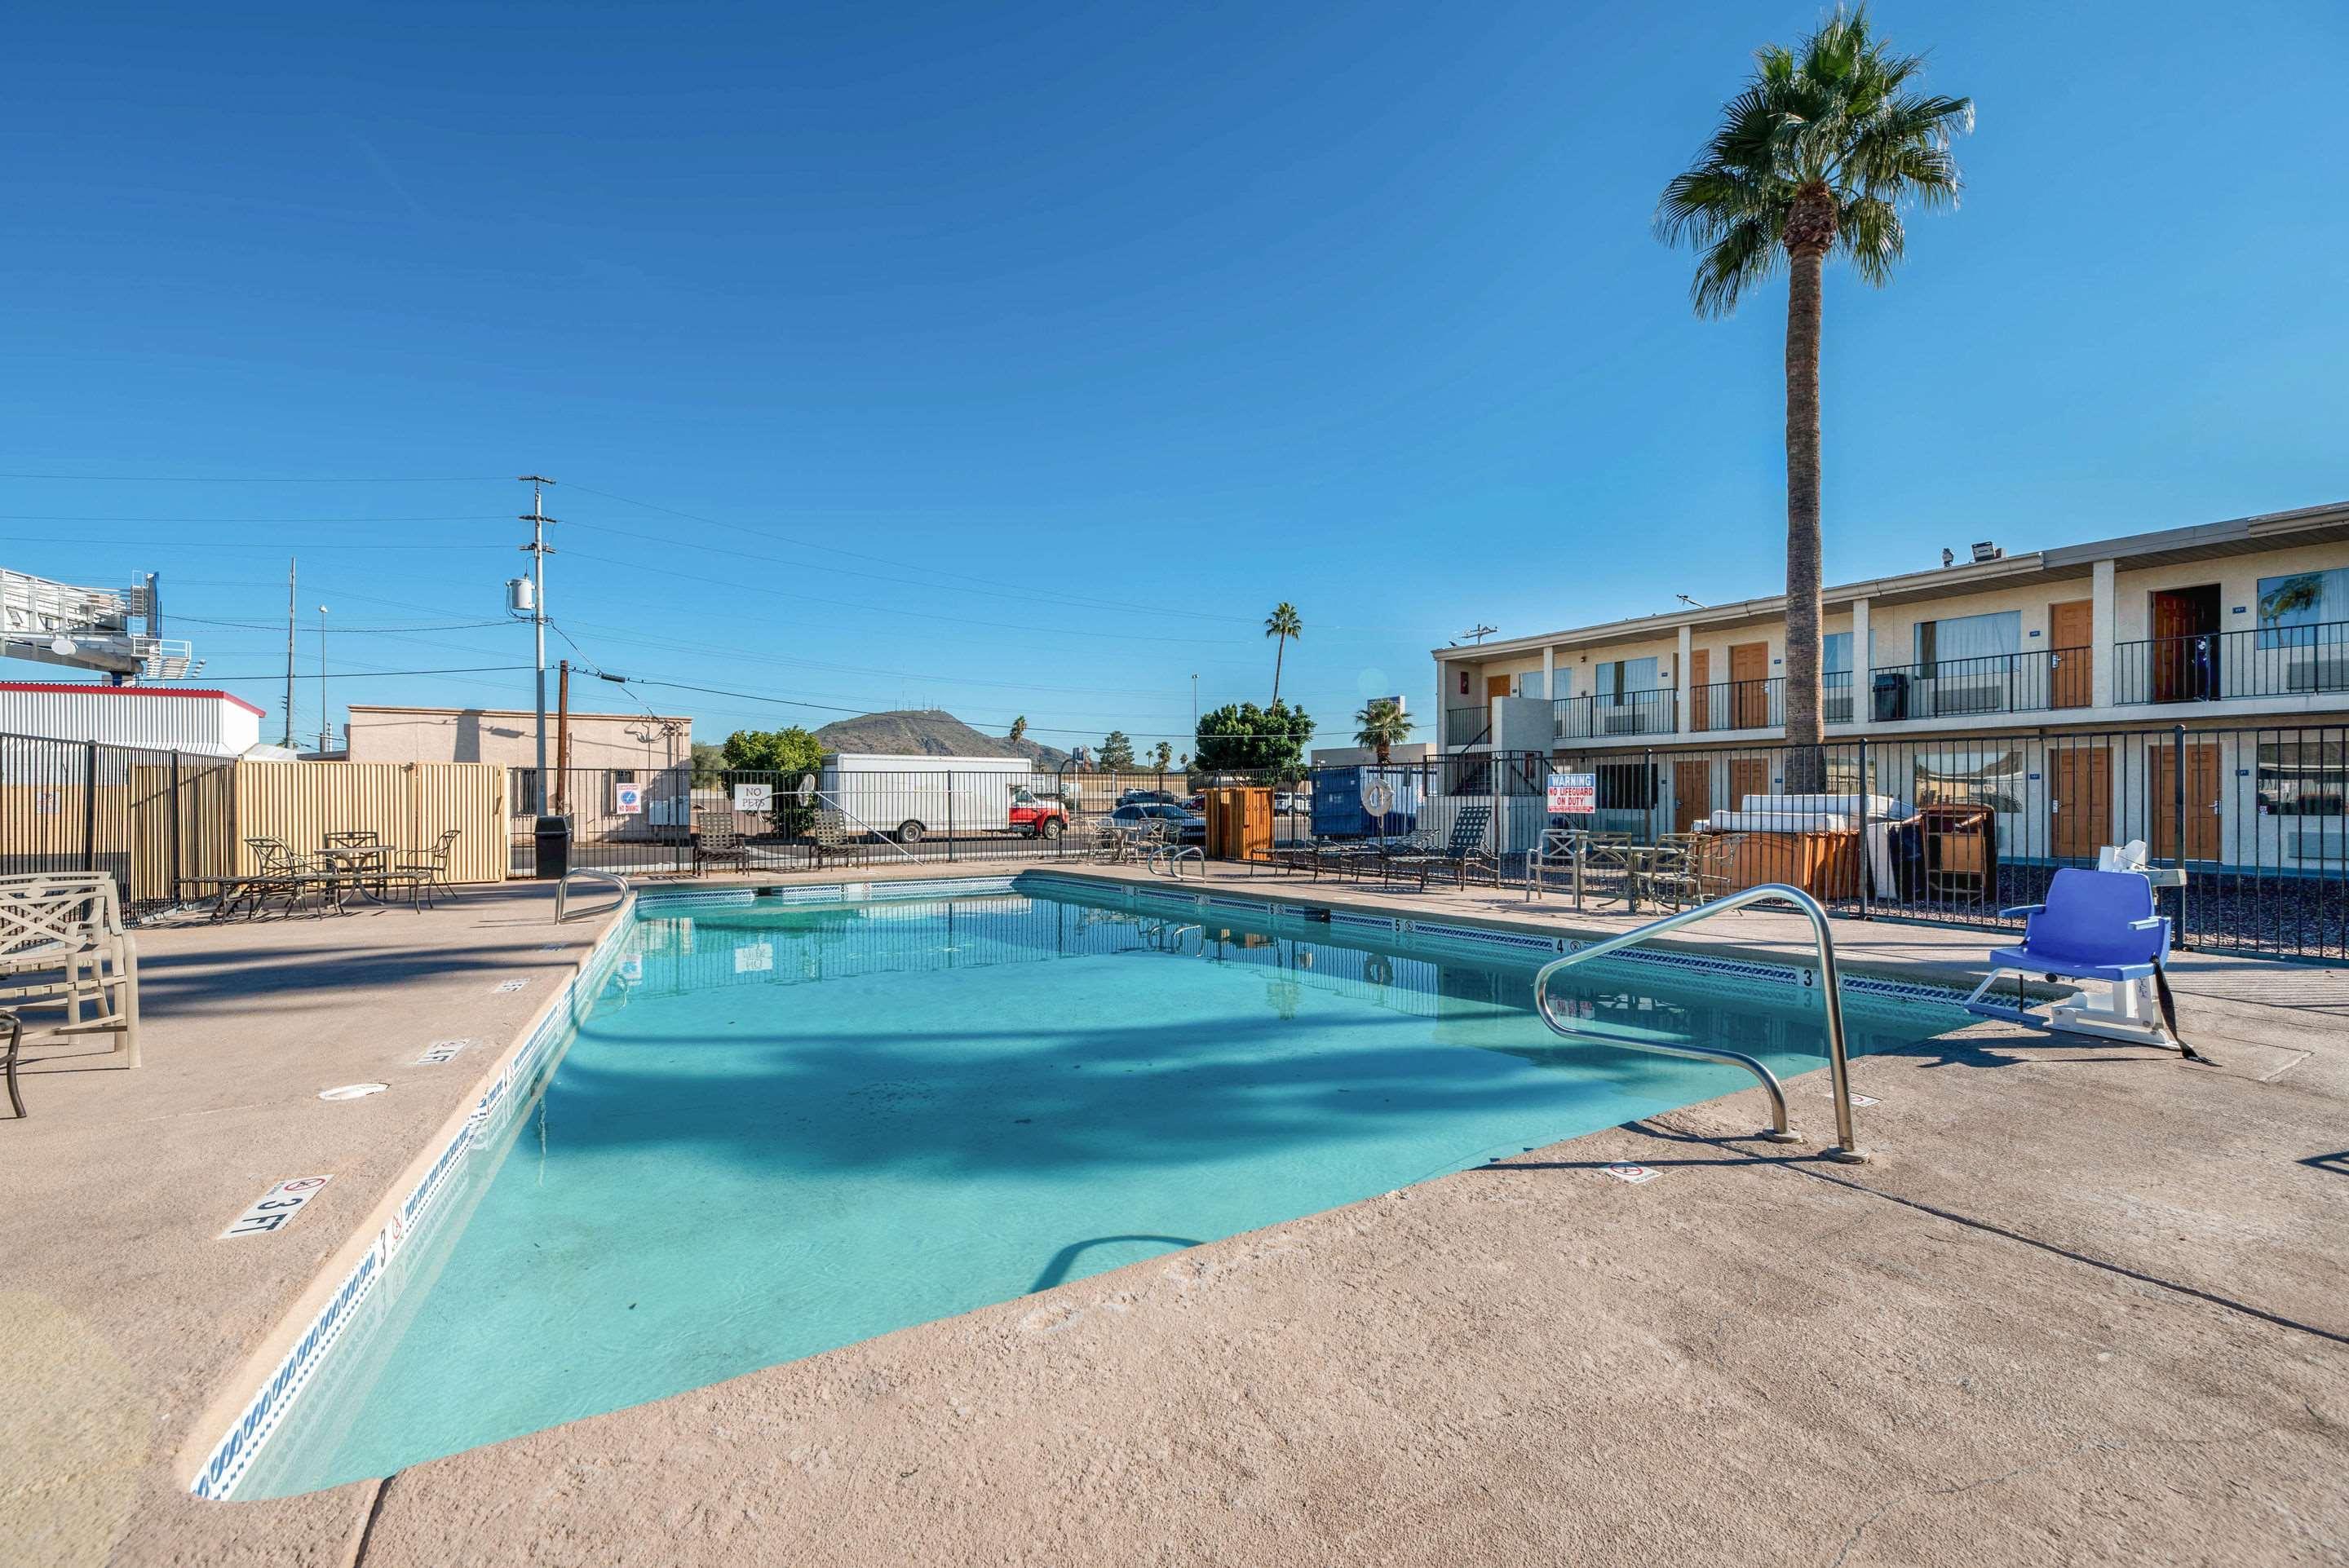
[396,828,465,902]
[1961,868,2203,1060]
[692,811,752,877]
[1381,806,1496,890]
[241,837,334,918]
[0,873,141,1071]
[2,1011,21,1118]
[807,809,866,871]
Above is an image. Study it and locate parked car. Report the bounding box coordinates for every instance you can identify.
[1008,786,1070,839]
[1272,792,1307,815]
[1180,793,1205,811]
[1117,788,1179,807]
[1107,802,1205,844]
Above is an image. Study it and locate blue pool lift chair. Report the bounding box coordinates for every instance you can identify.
[1961,868,2204,1060]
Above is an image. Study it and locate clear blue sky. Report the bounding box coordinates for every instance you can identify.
[5,0,2344,754]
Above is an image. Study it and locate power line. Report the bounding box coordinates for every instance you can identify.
[561,482,1253,625]
[0,471,507,482]
[0,536,511,551]
[0,514,510,524]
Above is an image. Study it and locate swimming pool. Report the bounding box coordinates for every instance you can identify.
[223,876,1971,1498]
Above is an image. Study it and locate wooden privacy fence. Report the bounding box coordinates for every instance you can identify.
[233,762,510,883]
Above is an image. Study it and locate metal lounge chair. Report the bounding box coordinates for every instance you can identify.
[395,828,464,903]
[807,809,866,871]
[1380,805,1496,890]
[692,810,752,877]
[1961,867,2202,1059]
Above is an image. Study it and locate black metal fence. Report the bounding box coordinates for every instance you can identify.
[511,764,1314,877]
[1542,721,2349,961]
[0,732,240,912]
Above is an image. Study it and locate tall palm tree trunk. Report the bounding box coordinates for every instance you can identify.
[1781,201,1831,794]
[1272,636,1286,705]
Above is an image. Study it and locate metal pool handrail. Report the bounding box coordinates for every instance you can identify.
[1531,882,1868,1163]
[555,868,630,925]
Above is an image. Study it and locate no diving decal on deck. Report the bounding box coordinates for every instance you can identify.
[1604,1162,1661,1186]
[221,1177,331,1239]
[492,978,529,993]
[415,1039,474,1066]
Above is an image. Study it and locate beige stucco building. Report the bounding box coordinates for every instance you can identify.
[343,705,692,780]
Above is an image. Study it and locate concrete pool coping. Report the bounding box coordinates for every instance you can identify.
[7,871,2346,1566]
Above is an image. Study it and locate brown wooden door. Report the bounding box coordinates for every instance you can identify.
[1688,648,1712,731]
[2152,743,2222,861]
[1728,756,1769,812]
[2048,599,2093,708]
[1486,674,1511,701]
[1673,763,1709,833]
[2151,587,2222,702]
[1729,642,1769,728]
[2050,748,2111,859]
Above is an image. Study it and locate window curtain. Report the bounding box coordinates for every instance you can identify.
[1593,656,1660,703]
[1915,611,2019,670]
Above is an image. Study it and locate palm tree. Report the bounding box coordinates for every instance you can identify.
[1009,715,1028,744]
[1264,603,1302,705]
[1353,698,1411,765]
[1657,7,1970,784]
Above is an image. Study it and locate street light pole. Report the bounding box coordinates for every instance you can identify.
[316,605,330,753]
[518,475,558,815]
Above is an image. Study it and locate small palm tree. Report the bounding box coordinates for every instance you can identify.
[1264,603,1302,704]
[1657,6,1971,781]
[1009,715,1028,744]
[1353,698,1411,765]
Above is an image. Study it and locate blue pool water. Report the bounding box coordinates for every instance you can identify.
[238,885,1967,1496]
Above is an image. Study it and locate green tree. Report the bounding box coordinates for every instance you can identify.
[688,741,728,788]
[1263,603,1302,705]
[1194,700,1314,776]
[1352,698,1412,765]
[1009,715,1028,744]
[719,727,825,777]
[1657,7,1970,782]
[1098,731,1137,771]
[1151,740,1174,772]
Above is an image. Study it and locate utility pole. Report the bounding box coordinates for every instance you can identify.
[518,475,558,815]
[1192,674,1199,731]
[316,605,330,753]
[281,557,297,747]
[554,660,572,816]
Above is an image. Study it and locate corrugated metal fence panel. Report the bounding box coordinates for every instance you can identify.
[414,762,510,884]
[233,762,508,883]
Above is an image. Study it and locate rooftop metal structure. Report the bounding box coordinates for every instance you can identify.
[0,568,194,682]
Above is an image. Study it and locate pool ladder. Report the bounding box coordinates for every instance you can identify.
[555,868,630,924]
[1531,883,1869,1163]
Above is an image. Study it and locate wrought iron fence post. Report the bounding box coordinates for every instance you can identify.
[1856,738,1870,921]
[82,740,98,872]
[2172,722,2191,948]
[947,771,955,864]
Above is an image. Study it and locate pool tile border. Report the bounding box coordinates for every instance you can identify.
[190,907,640,1502]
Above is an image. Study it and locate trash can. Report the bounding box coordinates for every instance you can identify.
[533,815,571,881]
[1871,671,1909,723]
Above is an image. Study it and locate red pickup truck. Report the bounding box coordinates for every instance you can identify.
[1008,788,1071,839]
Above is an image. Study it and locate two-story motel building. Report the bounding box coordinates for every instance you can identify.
[1431,501,2349,872]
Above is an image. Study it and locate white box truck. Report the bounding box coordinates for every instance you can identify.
[816,753,1037,845]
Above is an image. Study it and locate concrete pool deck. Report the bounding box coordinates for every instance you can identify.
[5,868,2346,1566]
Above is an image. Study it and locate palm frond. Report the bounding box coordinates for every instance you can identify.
[1691,215,1782,318]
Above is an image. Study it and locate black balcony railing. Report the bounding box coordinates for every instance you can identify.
[1688,677,1781,731]
[2116,621,2349,706]
[1444,704,1489,746]
[1863,647,2090,722]
[1554,688,1677,740]
[1825,669,1854,724]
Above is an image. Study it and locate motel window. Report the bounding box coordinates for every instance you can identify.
[1910,747,2025,815]
[613,770,637,784]
[1822,632,1852,673]
[2257,742,2348,817]
[1913,611,2020,672]
[1595,762,1658,811]
[1592,656,1661,703]
[2256,568,2349,640]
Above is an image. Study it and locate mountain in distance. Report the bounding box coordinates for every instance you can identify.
[811,709,1071,768]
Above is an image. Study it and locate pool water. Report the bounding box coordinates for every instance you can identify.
[238,886,1967,1497]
